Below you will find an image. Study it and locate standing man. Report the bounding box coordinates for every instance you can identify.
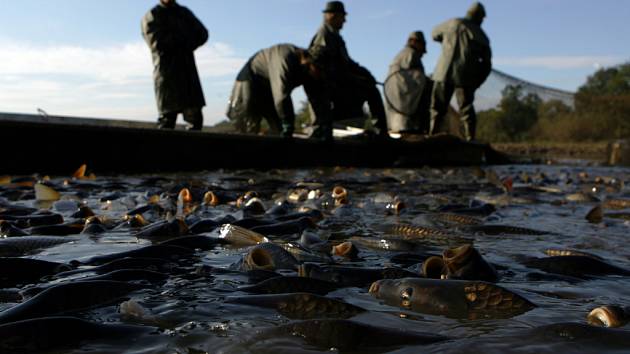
[142,0,209,131]
[307,1,388,140]
[226,44,320,138]
[385,31,431,134]
[430,2,492,141]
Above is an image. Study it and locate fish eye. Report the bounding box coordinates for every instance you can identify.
[401,287,413,300]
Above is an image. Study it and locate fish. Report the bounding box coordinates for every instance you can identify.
[349,236,427,253]
[544,249,604,260]
[80,244,194,266]
[55,257,177,278]
[264,319,448,351]
[587,305,630,328]
[0,316,155,352]
[219,224,268,246]
[238,276,340,295]
[135,218,189,239]
[281,242,333,263]
[523,256,630,278]
[240,242,299,271]
[370,278,535,319]
[0,213,64,228]
[441,244,499,282]
[29,223,84,236]
[0,258,71,286]
[602,199,630,210]
[250,217,317,236]
[422,213,484,226]
[389,224,473,243]
[158,235,226,251]
[0,221,28,237]
[225,293,365,319]
[463,224,549,236]
[298,264,419,287]
[0,280,149,324]
[0,236,77,257]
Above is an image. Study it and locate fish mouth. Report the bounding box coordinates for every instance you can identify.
[246,248,275,270]
[332,242,358,258]
[587,306,626,328]
[422,256,446,279]
[443,244,474,270]
[203,191,219,206]
[368,281,380,294]
[332,186,348,201]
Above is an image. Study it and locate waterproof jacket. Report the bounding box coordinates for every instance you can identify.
[227,44,304,124]
[308,23,361,81]
[385,46,428,132]
[432,18,491,88]
[142,3,208,114]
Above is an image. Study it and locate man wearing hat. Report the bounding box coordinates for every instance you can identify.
[306,1,388,140]
[142,0,208,131]
[385,31,432,134]
[430,2,492,141]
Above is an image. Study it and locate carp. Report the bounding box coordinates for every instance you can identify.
[0,316,154,352]
[370,278,535,319]
[225,292,365,319]
[0,280,149,324]
[588,305,630,328]
[523,256,630,278]
[80,244,194,266]
[0,236,77,257]
[240,242,299,271]
[265,319,448,351]
[239,276,340,295]
[299,264,419,287]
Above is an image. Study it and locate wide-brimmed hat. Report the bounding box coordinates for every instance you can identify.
[323,1,347,14]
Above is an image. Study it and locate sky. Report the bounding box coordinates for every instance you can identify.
[0,0,628,125]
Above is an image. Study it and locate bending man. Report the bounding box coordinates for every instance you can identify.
[227,44,318,138]
[430,2,492,141]
[142,0,208,131]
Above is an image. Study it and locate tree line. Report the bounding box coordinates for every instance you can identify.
[478,62,630,142]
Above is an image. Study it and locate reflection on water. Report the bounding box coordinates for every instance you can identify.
[1,164,630,353]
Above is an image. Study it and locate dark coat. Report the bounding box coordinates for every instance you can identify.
[142,3,208,114]
[432,17,491,89]
[308,23,361,81]
[227,44,304,125]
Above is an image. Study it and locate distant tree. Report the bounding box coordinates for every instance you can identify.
[574,62,630,140]
[477,85,541,142]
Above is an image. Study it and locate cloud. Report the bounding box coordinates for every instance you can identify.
[365,9,397,20]
[495,55,625,70]
[0,39,245,123]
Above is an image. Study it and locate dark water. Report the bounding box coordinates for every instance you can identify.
[2,164,630,354]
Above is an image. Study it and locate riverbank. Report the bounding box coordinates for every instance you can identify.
[491,142,609,164]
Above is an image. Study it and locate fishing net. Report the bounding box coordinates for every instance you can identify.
[476,69,575,110]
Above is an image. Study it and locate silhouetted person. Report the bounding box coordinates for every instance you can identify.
[227,44,320,138]
[142,0,208,131]
[307,1,388,140]
[385,31,432,134]
[430,2,492,141]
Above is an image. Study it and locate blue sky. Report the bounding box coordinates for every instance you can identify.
[0,0,628,125]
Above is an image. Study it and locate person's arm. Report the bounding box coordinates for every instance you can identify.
[183,8,209,50]
[141,10,179,54]
[432,20,450,43]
